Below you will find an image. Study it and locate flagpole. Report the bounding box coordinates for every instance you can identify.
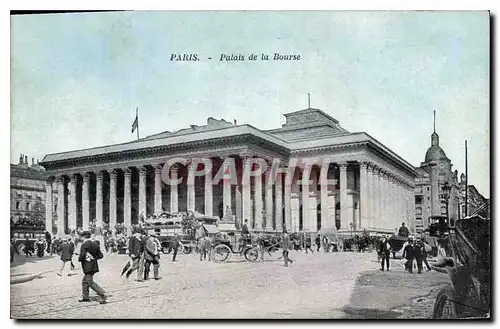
[136,107,140,140]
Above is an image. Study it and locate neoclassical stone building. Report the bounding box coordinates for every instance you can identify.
[41,108,418,237]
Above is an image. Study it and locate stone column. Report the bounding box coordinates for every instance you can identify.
[275,172,283,232]
[45,177,54,234]
[284,168,292,232]
[82,173,90,231]
[222,159,232,218]
[169,165,179,213]
[320,164,329,232]
[265,168,274,231]
[68,174,77,231]
[56,176,66,237]
[389,176,396,230]
[108,170,117,234]
[124,168,132,230]
[138,166,147,218]
[339,163,349,231]
[95,171,104,229]
[187,161,196,212]
[359,162,368,230]
[301,165,311,232]
[373,168,380,229]
[367,165,376,230]
[204,162,213,216]
[241,157,252,222]
[154,165,163,215]
[253,171,263,231]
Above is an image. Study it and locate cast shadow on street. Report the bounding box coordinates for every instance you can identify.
[340,266,450,319]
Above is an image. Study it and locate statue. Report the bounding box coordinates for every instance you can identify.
[223,205,233,221]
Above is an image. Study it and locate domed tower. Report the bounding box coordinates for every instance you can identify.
[420,111,452,218]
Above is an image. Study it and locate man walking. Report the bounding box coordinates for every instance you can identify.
[45,231,52,254]
[402,239,416,273]
[78,230,107,304]
[315,234,321,252]
[282,231,293,267]
[144,233,161,280]
[305,235,314,254]
[58,237,74,277]
[379,236,391,271]
[124,229,145,282]
[171,233,180,262]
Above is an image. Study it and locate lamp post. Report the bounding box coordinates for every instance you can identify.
[349,222,354,238]
[442,182,452,227]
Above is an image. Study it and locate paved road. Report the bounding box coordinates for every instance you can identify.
[10,250,450,319]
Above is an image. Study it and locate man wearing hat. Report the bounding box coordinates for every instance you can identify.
[124,228,145,282]
[78,230,107,304]
[398,222,410,238]
[144,233,161,280]
[58,236,75,277]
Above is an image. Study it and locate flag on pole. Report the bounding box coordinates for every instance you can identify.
[131,108,139,134]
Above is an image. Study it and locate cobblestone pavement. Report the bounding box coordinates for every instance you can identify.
[10,250,450,319]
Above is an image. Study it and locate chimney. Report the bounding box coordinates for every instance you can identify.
[234,119,237,125]
[25,155,28,164]
[19,154,23,164]
[32,158,34,166]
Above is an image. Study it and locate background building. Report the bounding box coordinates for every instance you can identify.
[414,119,461,231]
[10,154,58,233]
[459,173,488,219]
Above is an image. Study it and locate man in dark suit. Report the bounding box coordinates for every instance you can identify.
[45,231,52,254]
[78,231,107,304]
[402,239,416,273]
[379,236,391,271]
[171,234,180,262]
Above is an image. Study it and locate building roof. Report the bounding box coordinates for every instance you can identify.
[10,164,45,180]
[40,108,418,177]
[424,144,449,162]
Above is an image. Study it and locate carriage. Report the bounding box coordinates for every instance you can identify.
[210,231,282,263]
[431,215,490,319]
[143,213,193,254]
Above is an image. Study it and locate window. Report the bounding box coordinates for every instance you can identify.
[26,202,30,211]
[427,187,430,191]
[415,195,422,204]
[15,202,20,210]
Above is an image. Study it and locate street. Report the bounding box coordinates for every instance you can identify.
[11,250,450,319]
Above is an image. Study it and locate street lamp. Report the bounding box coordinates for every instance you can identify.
[349,222,354,238]
[442,182,452,227]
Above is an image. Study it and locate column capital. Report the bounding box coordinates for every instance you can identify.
[108,169,117,179]
[359,161,369,169]
[239,152,252,159]
[46,176,55,184]
[83,173,91,182]
[138,166,148,176]
[96,171,104,180]
[366,164,374,172]
[204,160,213,169]
[123,168,132,177]
[171,164,179,172]
[55,175,66,184]
[70,174,79,183]
[338,163,348,171]
[154,164,163,174]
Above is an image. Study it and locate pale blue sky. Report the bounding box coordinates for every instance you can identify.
[11,11,489,197]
